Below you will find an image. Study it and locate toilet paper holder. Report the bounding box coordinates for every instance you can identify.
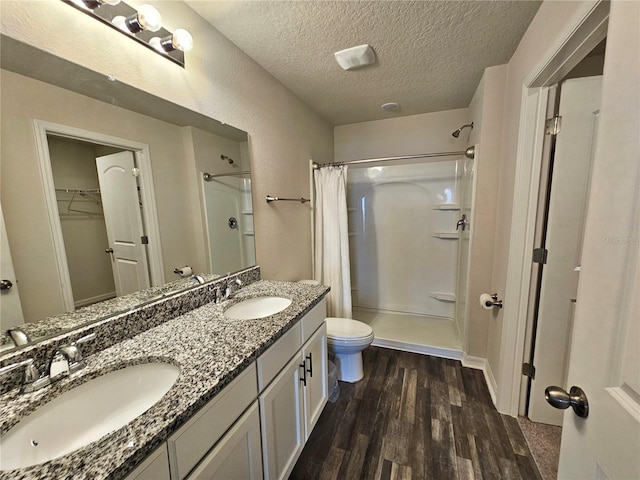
[485,293,503,309]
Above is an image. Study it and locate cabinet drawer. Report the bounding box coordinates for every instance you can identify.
[168,364,257,480]
[300,299,326,344]
[257,322,301,392]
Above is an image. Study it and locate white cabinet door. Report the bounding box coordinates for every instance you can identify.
[187,402,263,480]
[302,323,328,439]
[259,353,305,480]
[124,445,170,480]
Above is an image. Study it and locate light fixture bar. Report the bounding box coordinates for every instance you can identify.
[61,0,189,67]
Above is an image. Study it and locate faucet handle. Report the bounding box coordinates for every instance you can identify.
[0,358,49,393]
[68,332,96,371]
[6,327,31,347]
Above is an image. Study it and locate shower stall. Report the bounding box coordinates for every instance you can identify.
[346,156,475,358]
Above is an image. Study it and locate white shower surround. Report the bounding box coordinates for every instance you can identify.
[348,160,470,325]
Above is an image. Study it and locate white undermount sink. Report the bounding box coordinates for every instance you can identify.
[224,296,292,320]
[0,362,180,471]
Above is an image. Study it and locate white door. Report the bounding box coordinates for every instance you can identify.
[556,2,640,477]
[528,76,603,426]
[302,324,328,439]
[0,202,25,330]
[96,152,150,296]
[187,402,263,480]
[259,353,305,480]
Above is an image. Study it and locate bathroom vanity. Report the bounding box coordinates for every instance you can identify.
[0,276,329,480]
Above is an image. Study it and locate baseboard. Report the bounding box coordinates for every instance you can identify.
[372,338,463,361]
[74,291,116,308]
[462,354,498,407]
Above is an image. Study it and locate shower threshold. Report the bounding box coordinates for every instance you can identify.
[352,306,463,360]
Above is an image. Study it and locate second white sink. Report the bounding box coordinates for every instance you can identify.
[224,296,292,320]
[0,362,180,471]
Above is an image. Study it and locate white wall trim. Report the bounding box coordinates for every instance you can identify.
[495,0,610,416]
[32,120,165,312]
[462,353,497,407]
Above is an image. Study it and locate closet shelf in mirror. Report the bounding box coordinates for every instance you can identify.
[433,204,460,211]
[432,233,459,239]
[430,292,456,302]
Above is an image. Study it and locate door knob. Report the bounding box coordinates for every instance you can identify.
[0,279,13,290]
[456,214,467,231]
[545,385,589,418]
[105,248,114,254]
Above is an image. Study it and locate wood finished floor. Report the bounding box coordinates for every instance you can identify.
[290,347,542,480]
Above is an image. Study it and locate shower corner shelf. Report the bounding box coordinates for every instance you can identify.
[433,204,460,211]
[430,292,456,302]
[433,232,459,239]
[241,210,253,215]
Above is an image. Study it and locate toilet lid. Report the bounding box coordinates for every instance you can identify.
[325,318,373,339]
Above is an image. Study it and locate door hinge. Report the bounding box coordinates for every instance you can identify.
[141,235,149,245]
[545,114,562,135]
[131,167,141,177]
[533,247,548,264]
[522,363,536,379]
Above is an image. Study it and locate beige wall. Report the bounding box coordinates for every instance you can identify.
[0,0,334,283]
[334,109,470,161]
[466,65,508,359]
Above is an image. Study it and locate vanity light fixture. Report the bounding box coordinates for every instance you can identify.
[72,0,121,10]
[61,0,193,67]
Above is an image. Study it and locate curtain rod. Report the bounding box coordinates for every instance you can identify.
[313,146,475,169]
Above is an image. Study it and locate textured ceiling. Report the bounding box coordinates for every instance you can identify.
[185,0,542,126]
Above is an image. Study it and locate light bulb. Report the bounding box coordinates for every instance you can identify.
[112,15,128,31]
[136,4,162,32]
[172,29,193,52]
[149,29,193,53]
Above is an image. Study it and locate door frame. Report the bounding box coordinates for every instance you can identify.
[33,119,165,311]
[495,0,609,416]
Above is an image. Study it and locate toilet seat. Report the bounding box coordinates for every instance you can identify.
[325,318,374,344]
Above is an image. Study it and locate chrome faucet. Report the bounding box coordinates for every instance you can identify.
[49,332,96,381]
[213,278,242,304]
[190,275,205,285]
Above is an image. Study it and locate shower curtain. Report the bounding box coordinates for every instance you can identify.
[314,166,352,318]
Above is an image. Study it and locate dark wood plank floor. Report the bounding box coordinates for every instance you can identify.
[290,347,541,480]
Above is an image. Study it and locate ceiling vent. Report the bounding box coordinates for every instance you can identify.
[334,44,376,71]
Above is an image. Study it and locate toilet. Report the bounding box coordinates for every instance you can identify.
[298,280,374,383]
[325,317,374,383]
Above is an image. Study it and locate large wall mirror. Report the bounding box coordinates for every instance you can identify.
[0,36,256,354]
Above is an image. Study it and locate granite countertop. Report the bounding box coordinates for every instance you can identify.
[0,280,329,480]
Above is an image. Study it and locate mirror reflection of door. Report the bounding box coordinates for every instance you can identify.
[48,136,150,308]
[0,202,25,333]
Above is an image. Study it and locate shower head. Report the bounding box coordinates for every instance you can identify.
[452,122,474,138]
